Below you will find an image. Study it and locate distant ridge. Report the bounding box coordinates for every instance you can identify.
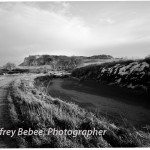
[20,54,113,70]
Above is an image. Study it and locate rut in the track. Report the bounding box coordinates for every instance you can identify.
[0,78,17,148]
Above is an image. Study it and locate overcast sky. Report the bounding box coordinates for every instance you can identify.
[0,1,150,65]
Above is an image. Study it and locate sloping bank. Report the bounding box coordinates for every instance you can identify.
[7,75,150,147]
[72,59,150,100]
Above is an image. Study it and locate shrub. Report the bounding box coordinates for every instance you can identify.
[144,55,150,64]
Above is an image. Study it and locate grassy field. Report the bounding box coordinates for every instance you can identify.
[7,75,150,147]
[47,78,150,127]
[80,58,116,67]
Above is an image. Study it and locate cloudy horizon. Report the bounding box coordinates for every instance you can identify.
[0,1,150,66]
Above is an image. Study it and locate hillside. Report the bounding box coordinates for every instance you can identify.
[72,58,150,98]
[20,55,113,71]
[7,75,150,147]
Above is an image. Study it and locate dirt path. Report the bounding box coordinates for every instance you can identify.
[0,75,18,148]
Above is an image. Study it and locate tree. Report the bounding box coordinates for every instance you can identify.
[3,62,16,71]
[144,55,150,64]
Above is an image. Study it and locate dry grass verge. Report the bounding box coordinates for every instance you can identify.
[7,75,150,147]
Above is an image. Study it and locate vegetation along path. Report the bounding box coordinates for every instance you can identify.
[0,75,18,148]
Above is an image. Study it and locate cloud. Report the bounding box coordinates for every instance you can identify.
[99,18,115,25]
[0,2,94,65]
[32,1,71,14]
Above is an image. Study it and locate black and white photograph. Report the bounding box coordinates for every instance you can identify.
[0,0,150,148]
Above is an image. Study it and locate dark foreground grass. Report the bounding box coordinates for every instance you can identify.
[7,75,150,147]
